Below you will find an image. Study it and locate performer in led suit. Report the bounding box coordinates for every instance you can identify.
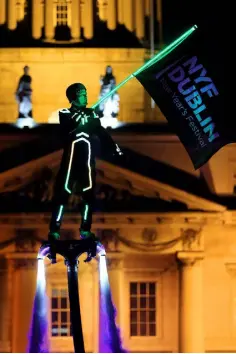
[48,83,122,243]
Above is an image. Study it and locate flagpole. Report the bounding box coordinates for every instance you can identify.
[150,0,155,109]
[91,25,198,110]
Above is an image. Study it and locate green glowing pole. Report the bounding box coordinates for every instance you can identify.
[91,25,197,110]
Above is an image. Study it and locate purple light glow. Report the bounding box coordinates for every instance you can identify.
[99,256,127,353]
[37,246,50,259]
[27,259,50,353]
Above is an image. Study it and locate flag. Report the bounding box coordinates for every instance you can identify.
[134,26,226,169]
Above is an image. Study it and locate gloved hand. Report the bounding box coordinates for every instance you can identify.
[114,144,123,156]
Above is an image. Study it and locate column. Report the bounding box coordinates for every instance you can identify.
[0,261,6,352]
[107,0,116,30]
[16,0,25,22]
[71,0,80,40]
[0,0,6,25]
[5,259,14,353]
[84,0,93,39]
[11,258,37,353]
[156,0,163,46]
[32,0,42,39]
[177,251,205,353]
[117,0,123,24]
[145,0,150,16]
[225,263,236,337]
[92,262,99,353]
[123,0,134,32]
[107,255,124,328]
[135,0,144,39]
[97,0,106,21]
[45,0,54,40]
[7,0,17,30]
[40,1,44,29]
[0,258,12,352]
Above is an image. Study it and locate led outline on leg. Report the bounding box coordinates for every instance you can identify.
[84,204,89,221]
[64,132,92,193]
[56,205,64,222]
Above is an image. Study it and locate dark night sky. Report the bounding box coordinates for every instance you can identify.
[162,0,223,41]
[0,0,226,48]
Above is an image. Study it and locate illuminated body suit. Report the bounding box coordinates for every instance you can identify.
[48,83,122,241]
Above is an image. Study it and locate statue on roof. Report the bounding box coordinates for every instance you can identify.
[96,65,120,128]
[15,66,36,128]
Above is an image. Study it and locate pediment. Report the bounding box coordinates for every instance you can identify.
[0,229,42,255]
[0,149,225,212]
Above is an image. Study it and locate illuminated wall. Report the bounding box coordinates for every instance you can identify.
[2,217,236,352]
[0,47,163,124]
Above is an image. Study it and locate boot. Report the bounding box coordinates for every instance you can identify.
[48,231,60,242]
[80,230,96,239]
[80,230,105,256]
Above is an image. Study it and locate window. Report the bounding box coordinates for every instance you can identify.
[56,0,69,25]
[51,287,71,337]
[53,0,72,29]
[130,282,156,337]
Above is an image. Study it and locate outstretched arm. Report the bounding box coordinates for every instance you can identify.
[94,118,123,157]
